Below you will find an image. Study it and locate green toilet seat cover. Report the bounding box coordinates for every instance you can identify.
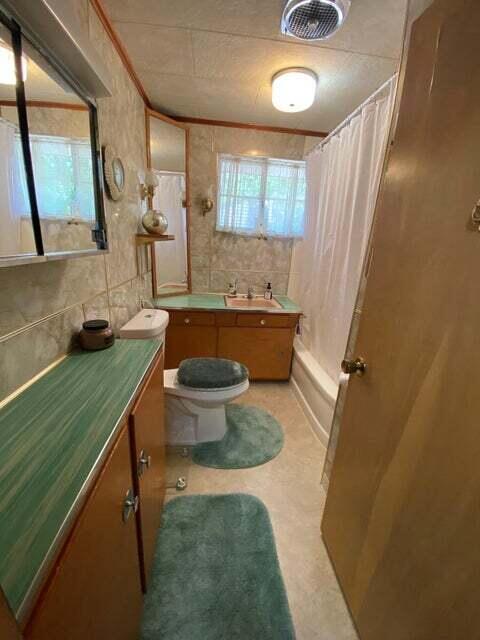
[177,357,249,389]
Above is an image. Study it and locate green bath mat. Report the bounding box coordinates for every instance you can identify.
[192,404,284,469]
[141,494,295,640]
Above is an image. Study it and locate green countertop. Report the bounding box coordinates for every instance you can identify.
[153,293,301,313]
[0,339,161,619]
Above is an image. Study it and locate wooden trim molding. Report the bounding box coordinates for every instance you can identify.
[88,2,329,139]
[0,100,88,111]
[171,116,328,138]
[146,107,187,130]
[89,0,151,108]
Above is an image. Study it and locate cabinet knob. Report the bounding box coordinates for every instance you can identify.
[260,319,266,326]
[184,318,191,324]
[122,488,139,523]
[138,449,151,476]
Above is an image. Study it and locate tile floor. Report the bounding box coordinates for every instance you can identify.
[166,382,358,640]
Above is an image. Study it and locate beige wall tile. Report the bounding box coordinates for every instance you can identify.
[210,270,289,295]
[0,306,84,400]
[108,280,141,336]
[187,123,304,294]
[0,4,148,401]
[0,256,106,339]
[82,293,110,323]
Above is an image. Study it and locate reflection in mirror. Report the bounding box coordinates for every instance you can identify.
[21,36,97,254]
[0,22,35,258]
[149,115,189,295]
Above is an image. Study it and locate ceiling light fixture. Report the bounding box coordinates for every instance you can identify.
[0,44,27,85]
[271,68,317,113]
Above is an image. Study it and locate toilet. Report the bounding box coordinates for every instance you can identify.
[120,309,249,445]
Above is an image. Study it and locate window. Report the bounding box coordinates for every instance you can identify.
[217,154,306,238]
[13,134,95,220]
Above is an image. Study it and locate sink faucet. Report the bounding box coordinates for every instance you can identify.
[247,286,255,299]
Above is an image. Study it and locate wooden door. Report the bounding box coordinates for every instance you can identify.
[218,327,295,380]
[322,2,480,639]
[130,352,166,591]
[25,426,142,640]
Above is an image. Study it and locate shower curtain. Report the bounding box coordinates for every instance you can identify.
[288,77,396,383]
[153,172,187,286]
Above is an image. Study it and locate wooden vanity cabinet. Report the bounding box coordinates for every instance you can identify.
[163,309,300,380]
[218,327,296,380]
[129,352,166,591]
[24,350,166,640]
[164,312,216,369]
[25,425,142,640]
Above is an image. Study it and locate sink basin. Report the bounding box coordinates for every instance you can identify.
[224,296,282,310]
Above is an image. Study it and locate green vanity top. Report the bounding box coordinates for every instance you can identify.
[0,339,161,619]
[153,293,301,313]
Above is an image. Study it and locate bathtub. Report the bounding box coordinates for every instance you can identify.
[290,338,338,447]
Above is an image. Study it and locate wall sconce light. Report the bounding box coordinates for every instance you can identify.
[201,197,214,216]
[140,169,159,201]
[200,186,214,216]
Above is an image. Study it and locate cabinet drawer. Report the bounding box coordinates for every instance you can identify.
[169,311,215,326]
[236,313,298,328]
[215,312,237,326]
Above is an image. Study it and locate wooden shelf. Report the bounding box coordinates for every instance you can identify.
[135,233,175,246]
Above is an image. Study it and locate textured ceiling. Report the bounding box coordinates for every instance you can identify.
[102,0,408,131]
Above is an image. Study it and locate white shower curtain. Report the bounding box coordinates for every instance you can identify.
[153,172,187,286]
[288,77,396,383]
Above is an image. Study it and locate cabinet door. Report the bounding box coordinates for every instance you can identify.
[164,325,217,369]
[218,327,295,380]
[25,426,142,640]
[129,352,166,590]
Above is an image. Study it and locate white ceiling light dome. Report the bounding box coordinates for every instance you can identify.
[281,0,351,41]
[272,68,317,113]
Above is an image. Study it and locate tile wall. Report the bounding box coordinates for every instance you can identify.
[0,2,151,402]
[188,124,308,296]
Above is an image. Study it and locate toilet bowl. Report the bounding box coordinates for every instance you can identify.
[120,310,249,446]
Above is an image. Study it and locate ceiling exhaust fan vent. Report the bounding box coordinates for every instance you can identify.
[281,0,351,41]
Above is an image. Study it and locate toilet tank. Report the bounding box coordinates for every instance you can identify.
[119,309,169,340]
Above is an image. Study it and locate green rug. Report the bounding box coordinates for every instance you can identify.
[192,404,284,469]
[141,494,295,640]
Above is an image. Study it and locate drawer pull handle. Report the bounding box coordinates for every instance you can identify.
[260,319,266,326]
[138,449,151,476]
[184,318,191,324]
[123,489,139,523]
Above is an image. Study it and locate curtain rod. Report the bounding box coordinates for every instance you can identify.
[306,74,398,158]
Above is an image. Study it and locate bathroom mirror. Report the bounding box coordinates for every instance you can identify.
[0,8,106,267]
[146,108,190,297]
